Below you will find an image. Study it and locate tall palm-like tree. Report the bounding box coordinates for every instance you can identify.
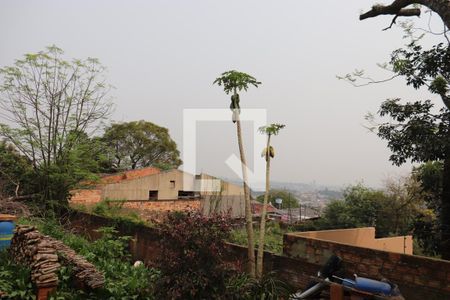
[256,123,285,278]
[214,70,261,277]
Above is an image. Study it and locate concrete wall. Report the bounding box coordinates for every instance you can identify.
[197,173,244,197]
[201,195,245,218]
[283,233,450,300]
[100,170,244,201]
[101,169,193,200]
[294,227,412,254]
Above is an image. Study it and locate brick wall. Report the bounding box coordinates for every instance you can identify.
[66,212,319,290]
[99,167,160,184]
[70,189,102,205]
[120,199,200,212]
[65,212,450,300]
[283,233,450,300]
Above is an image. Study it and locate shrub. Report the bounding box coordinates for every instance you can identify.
[155,211,233,299]
[0,250,34,299]
[225,271,294,299]
[16,217,158,299]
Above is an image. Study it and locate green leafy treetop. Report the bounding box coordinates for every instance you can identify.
[258,124,285,160]
[101,120,182,171]
[213,70,261,94]
[214,70,261,123]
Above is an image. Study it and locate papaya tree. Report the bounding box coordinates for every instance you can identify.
[213,70,261,277]
[256,123,285,278]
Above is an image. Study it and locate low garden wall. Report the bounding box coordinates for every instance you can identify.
[66,212,450,300]
[66,211,319,290]
[283,233,450,300]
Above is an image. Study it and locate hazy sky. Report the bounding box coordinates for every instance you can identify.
[1,1,447,188]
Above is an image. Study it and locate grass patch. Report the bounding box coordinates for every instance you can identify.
[229,222,286,254]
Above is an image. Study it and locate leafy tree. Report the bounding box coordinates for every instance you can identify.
[360,0,450,259]
[256,123,285,278]
[318,182,424,238]
[319,185,386,232]
[101,120,181,171]
[0,46,112,204]
[256,189,299,209]
[413,161,443,211]
[411,161,443,255]
[0,142,33,197]
[41,132,109,206]
[214,70,261,277]
[364,40,450,258]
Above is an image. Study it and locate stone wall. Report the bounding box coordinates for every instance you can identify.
[283,233,450,300]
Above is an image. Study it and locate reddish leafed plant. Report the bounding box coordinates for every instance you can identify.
[155,211,234,299]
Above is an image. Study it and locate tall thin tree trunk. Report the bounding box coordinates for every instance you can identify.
[235,102,256,277]
[256,134,271,278]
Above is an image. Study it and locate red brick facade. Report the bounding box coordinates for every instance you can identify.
[99,167,160,184]
[121,199,200,212]
[70,189,102,205]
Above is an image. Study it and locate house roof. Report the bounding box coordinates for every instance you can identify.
[251,200,278,215]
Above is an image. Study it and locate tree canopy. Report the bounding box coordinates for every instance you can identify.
[101,120,182,171]
[0,46,113,203]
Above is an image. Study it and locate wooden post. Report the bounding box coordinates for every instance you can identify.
[36,287,56,300]
[330,283,344,300]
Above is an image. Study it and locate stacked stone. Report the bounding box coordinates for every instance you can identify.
[10,225,105,289]
[49,239,105,289]
[9,225,60,288]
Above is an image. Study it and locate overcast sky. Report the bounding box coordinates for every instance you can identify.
[1,1,447,188]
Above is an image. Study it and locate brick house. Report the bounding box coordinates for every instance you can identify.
[70,168,246,217]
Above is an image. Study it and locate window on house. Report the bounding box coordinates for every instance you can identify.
[170,180,175,188]
[178,191,199,199]
[149,190,158,200]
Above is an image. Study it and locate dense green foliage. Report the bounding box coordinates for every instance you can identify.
[0,250,35,299]
[101,120,181,171]
[318,183,424,237]
[371,37,450,258]
[0,141,34,197]
[256,189,299,208]
[90,199,146,225]
[226,271,294,300]
[6,218,159,299]
[230,222,286,254]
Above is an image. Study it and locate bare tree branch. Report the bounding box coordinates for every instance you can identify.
[360,1,421,21]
